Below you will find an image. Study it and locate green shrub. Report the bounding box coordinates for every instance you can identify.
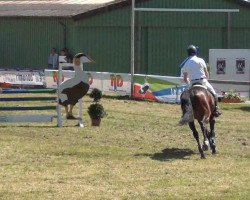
[89,88,102,102]
[87,103,106,119]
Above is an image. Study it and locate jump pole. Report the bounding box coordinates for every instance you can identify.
[0,97,56,101]
[0,89,57,123]
[2,88,56,94]
[57,62,63,127]
[0,106,56,111]
[78,63,84,127]
[0,115,54,123]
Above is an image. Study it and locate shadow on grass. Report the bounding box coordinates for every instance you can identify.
[221,103,250,112]
[134,148,195,161]
[233,106,250,112]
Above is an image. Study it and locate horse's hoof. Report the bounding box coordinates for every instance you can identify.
[202,144,209,151]
[201,155,206,159]
[178,119,186,126]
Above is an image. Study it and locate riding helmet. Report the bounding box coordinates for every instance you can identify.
[187,45,197,56]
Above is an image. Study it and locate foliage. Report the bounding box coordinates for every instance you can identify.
[87,102,106,119]
[222,90,241,99]
[89,88,102,102]
[88,88,106,119]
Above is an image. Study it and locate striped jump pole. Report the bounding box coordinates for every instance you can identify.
[0,61,85,127]
[0,115,55,123]
[2,88,56,94]
[0,97,56,101]
[0,106,56,111]
[0,88,58,124]
[57,62,63,127]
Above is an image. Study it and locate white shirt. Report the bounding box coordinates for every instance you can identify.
[48,53,58,68]
[181,55,207,80]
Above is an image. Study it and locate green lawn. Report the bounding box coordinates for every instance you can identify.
[0,94,249,200]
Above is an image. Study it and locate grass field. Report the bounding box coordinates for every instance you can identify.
[0,94,249,200]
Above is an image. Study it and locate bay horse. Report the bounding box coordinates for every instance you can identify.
[179,85,217,159]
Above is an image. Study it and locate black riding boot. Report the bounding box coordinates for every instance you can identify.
[213,95,222,117]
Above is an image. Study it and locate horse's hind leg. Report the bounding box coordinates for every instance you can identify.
[198,121,209,151]
[189,121,205,159]
[209,118,216,154]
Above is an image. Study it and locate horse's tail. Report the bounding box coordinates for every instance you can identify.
[179,90,194,125]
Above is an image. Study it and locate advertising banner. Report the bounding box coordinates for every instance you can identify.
[133,74,187,103]
[44,70,74,89]
[102,72,131,95]
[209,49,250,97]
[210,49,250,81]
[1,69,190,102]
[44,70,131,95]
[87,72,103,91]
[0,69,45,88]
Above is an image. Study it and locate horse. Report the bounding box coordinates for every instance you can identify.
[179,85,217,159]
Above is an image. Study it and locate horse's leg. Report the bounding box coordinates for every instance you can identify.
[189,121,205,159]
[198,121,209,151]
[209,117,216,154]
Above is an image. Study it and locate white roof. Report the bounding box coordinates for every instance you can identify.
[0,0,127,17]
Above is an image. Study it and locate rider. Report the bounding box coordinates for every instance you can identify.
[181,45,222,117]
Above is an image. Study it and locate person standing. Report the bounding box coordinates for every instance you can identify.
[181,45,222,117]
[64,48,73,63]
[48,48,58,69]
[60,48,74,70]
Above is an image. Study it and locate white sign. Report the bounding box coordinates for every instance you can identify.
[209,49,250,81]
[0,69,45,87]
[209,49,250,96]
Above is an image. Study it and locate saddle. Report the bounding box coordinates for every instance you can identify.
[191,82,207,89]
[190,83,215,98]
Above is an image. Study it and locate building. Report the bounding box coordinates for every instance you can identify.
[0,0,250,76]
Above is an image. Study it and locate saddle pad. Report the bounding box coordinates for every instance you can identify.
[192,84,207,90]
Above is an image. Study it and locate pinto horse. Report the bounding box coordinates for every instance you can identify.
[180,85,217,159]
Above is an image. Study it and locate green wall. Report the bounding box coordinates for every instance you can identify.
[0,0,250,76]
[0,18,71,68]
[75,0,250,76]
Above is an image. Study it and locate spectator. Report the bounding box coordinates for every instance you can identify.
[48,48,58,69]
[65,48,73,63]
[60,48,73,63]
[60,48,74,70]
